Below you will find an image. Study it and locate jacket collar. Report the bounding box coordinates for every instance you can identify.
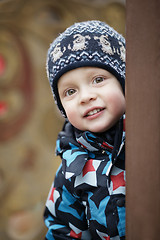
[56,115,125,179]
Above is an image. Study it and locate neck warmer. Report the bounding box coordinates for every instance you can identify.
[56,116,125,179]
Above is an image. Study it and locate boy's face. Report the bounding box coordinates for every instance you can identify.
[58,67,125,133]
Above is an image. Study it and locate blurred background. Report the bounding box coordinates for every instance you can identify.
[0,0,126,239]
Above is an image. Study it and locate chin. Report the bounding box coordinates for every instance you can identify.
[89,127,110,133]
[89,123,115,133]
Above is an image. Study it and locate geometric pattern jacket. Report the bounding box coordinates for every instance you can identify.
[44,115,125,240]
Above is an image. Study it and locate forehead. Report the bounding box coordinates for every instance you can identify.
[58,67,111,87]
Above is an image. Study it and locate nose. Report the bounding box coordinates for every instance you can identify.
[79,87,97,104]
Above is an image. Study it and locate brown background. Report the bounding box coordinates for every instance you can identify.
[0,0,125,239]
[126,0,160,239]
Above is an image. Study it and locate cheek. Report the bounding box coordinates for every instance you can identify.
[67,111,76,123]
[61,99,80,126]
[64,104,78,123]
[114,95,126,115]
[107,92,125,114]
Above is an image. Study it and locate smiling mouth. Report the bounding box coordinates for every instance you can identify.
[85,108,104,117]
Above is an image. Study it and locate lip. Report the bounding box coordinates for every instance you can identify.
[83,107,105,118]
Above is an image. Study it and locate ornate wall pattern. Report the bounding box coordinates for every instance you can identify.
[0,0,125,239]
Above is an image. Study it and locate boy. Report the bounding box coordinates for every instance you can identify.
[44,20,126,240]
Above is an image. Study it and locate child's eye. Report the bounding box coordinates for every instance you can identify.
[65,89,76,96]
[93,76,104,84]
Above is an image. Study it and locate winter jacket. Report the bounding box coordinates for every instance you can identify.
[44,116,125,240]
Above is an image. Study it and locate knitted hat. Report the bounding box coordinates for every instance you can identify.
[46,20,125,117]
